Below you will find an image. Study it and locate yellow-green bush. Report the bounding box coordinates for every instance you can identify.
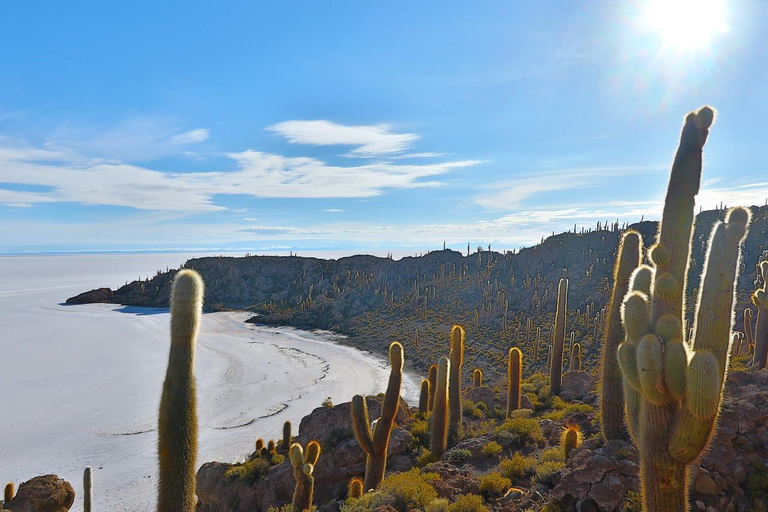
[224,458,270,483]
[534,460,564,487]
[481,441,502,457]
[541,403,593,421]
[448,494,489,512]
[494,417,542,446]
[411,418,430,447]
[499,453,537,479]
[426,498,450,512]
[478,472,511,499]
[340,469,440,512]
[541,446,564,462]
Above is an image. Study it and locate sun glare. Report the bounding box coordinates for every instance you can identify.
[642,0,729,52]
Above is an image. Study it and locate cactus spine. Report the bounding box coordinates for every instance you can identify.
[507,347,522,416]
[600,230,642,441]
[351,342,404,491]
[550,278,568,395]
[752,261,768,369]
[430,356,450,458]
[427,364,437,412]
[84,467,93,512]
[158,269,203,512]
[617,107,751,511]
[448,325,464,447]
[290,440,321,512]
[419,379,430,415]
[283,421,292,450]
[472,368,482,388]
[348,477,364,499]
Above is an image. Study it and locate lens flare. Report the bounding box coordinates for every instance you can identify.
[641,0,729,52]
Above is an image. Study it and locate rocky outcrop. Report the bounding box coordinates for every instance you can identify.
[197,396,413,512]
[5,475,75,512]
[65,287,113,304]
[560,371,597,402]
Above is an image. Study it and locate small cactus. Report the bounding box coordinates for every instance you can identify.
[5,482,15,504]
[506,347,522,416]
[430,356,450,458]
[561,425,582,460]
[283,421,292,450]
[290,441,321,512]
[419,379,430,415]
[158,269,204,512]
[255,438,265,451]
[351,342,404,491]
[348,477,364,499]
[472,368,483,388]
[570,343,581,372]
[448,325,465,447]
[550,278,568,395]
[84,467,93,512]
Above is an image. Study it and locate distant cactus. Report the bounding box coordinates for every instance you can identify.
[600,230,641,441]
[472,368,483,388]
[283,421,292,450]
[550,278,568,395]
[570,343,581,372]
[5,482,14,504]
[506,347,522,416]
[617,107,750,511]
[268,440,276,453]
[752,261,768,369]
[427,364,437,412]
[419,379,430,415]
[561,425,582,460]
[351,342,404,491]
[158,269,204,512]
[743,307,754,346]
[448,325,464,447]
[348,477,364,499]
[290,440,321,512]
[255,438,265,451]
[430,356,450,458]
[84,467,93,512]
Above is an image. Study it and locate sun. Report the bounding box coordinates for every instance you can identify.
[641,0,729,53]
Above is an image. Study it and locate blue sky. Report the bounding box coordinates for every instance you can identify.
[1,1,767,254]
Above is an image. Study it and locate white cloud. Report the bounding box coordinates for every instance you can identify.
[169,129,210,145]
[324,209,343,212]
[267,120,419,156]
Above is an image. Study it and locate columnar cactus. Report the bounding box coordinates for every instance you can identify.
[419,379,430,415]
[84,467,93,512]
[561,425,581,461]
[600,231,642,441]
[617,107,751,511]
[743,307,754,347]
[4,482,14,504]
[158,269,204,512]
[348,477,364,499]
[351,342,404,491]
[550,278,568,395]
[430,356,450,458]
[448,325,464,447]
[752,261,768,369]
[507,347,522,416]
[427,364,437,412]
[255,438,265,451]
[290,441,321,512]
[472,368,483,388]
[570,343,581,372]
[283,421,293,450]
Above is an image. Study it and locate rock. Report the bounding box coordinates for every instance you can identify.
[465,386,496,410]
[694,473,718,496]
[421,462,479,499]
[560,371,596,401]
[444,435,493,461]
[65,287,113,304]
[7,475,75,512]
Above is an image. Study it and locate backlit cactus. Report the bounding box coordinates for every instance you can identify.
[472,368,482,388]
[427,364,437,412]
[283,421,293,450]
[507,347,522,416]
[743,307,754,346]
[617,107,751,511]
[448,325,464,447]
[751,261,768,369]
[255,438,264,451]
[84,467,93,512]
[430,356,450,458]
[4,482,14,504]
[158,269,204,512]
[600,230,642,441]
[351,341,404,491]
[290,440,321,512]
[348,477,364,499]
[561,425,582,461]
[550,278,568,395]
[570,343,581,372]
[419,379,430,415]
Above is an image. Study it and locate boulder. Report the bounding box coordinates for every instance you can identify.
[560,371,596,402]
[6,475,75,512]
[65,288,113,304]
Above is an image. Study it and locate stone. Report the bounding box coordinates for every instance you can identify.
[6,475,75,512]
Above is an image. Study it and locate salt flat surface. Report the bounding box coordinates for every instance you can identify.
[0,253,418,511]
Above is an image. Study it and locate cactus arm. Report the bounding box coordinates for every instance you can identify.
[350,395,374,454]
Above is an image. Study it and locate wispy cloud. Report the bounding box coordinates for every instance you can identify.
[324,208,343,212]
[168,129,210,145]
[268,120,419,157]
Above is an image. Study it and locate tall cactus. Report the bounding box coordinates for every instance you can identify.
[743,307,754,347]
[506,347,522,416]
[617,107,751,511]
[351,342,404,491]
[427,364,437,412]
[158,269,204,512]
[419,379,430,415]
[430,356,450,458]
[550,278,568,395]
[472,368,483,388]
[570,343,581,372]
[448,325,464,447]
[283,420,293,450]
[600,230,642,441]
[751,261,768,369]
[84,467,93,512]
[290,441,321,512]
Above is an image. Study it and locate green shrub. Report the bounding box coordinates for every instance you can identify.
[448,494,489,512]
[415,448,438,468]
[447,449,472,462]
[499,453,537,479]
[341,469,440,512]
[541,403,593,421]
[534,460,564,487]
[478,472,511,499]
[224,458,270,483]
[411,418,430,447]
[494,418,542,446]
[509,408,533,419]
[463,399,484,419]
[481,441,503,457]
[541,446,564,462]
[426,498,450,512]
[322,396,333,408]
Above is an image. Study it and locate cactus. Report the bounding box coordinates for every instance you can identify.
[448,325,464,447]
[283,421,292,450]
[617,107,751,511]
[550,278,568,395]
[158,269,204,512]
[600,230,642,441]
[419,379,430,415]
[290,440,321,512]
[255,438,265,451]
[4,482,14,504]
[570,343,581,372]
[430,356,450,458]
[752,261,768,369]
[84,467,93,512]
[472,368,483,388]
[268,440,277,453]
[348,477,364,499]
[743,307,754,346]
[506,347,522,416]
[427,364,437,412]
[351,342,404,491]
[561,425,582,460]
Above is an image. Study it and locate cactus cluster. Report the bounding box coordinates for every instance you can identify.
[751,260,768,369]
[617,107,750,511]
[290,440,321,512]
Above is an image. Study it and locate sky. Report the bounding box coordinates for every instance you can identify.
[1,1,768,254]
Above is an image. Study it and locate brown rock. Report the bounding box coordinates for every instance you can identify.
[694,473,719,496]
[65,287,113,304]
[560,371,596,401]
[6,475,75,512]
